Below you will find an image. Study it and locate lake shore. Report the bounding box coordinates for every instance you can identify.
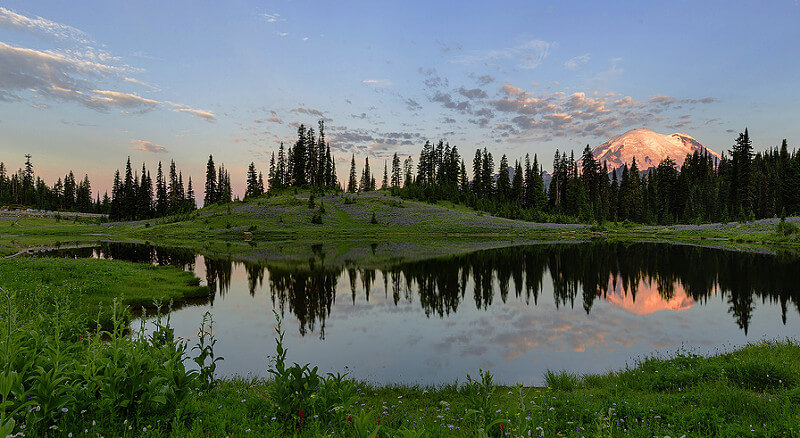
[3,190,800,262]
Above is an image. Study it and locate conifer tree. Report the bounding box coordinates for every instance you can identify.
[245,162,259,199]
[391,153,401,188]
[347,154,358,193]
[204,155,217,206]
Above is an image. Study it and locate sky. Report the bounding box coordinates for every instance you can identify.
[1,0,799,197]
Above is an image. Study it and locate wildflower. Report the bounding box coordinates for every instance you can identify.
[61,408,68,413]
[245,429,251,433]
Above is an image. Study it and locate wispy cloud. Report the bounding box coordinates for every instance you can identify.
[362,79,392,87]
[0,7,90,43]
[564,53,590,70]
[452,39,555,69]
[262,13,285,23]
[130,139,167,153]
[123,77,160,92]
[172,106,216,122]
[0,9,215,122]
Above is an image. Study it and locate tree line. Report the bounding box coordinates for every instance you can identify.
[392,128,797,224]
[0,155,98,213]
[5,125,798,225]
[109,157,199,220]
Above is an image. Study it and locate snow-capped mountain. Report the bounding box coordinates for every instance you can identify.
[590,128,721,171]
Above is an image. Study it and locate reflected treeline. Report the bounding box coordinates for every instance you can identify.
[38,242,197,269]
[36,242,800,337]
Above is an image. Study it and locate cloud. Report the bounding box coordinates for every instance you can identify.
[0,12,214,122]
[500,84,527,97]
[650,94,676,106]
[290,107,329,120]
[262,13,284,23]
[328,127,422,156]
[362,79,392,87]
[564,53,590,70]
[419,67,448,89]
[123,76,160,91]
[91,90,160,112]
[681,97,716,104]
[0,7,90,43]
[476,74,495,85]
[457,86,488,100]
[130,139,167,153]
[593,57,624,84]
[404,98,422,111]
[172,106,216,122]
[452,39,554,69]
[431,91,470,113]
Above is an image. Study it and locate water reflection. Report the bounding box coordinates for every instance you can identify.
[44,241,800,337]
[37,241,800,384]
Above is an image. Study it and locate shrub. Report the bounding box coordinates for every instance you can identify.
[776,219,800,237]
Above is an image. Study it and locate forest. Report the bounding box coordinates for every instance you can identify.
[3,125,798,225]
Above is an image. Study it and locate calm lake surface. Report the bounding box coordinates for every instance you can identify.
[43,241,800,386]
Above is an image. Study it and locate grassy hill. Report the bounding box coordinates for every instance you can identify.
[117,190,585,240]
[4,189,800,259]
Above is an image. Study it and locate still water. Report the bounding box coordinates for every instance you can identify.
[46,241,800,386]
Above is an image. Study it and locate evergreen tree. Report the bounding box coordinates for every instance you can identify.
[276,143,287,188]
[472,149,483,196]
[204,155,217,206]
[347,154,358,193]
[360,157,372,191]
[245,162,259,199]
[391,153,402,188]
[511,160,523,203]
[186,177,196,210]
[497,154,511,199]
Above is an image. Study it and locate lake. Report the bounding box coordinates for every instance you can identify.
[42,241,800,386]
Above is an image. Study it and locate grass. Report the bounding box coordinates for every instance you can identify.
[0,257,208,327]
[174,340,800,437]
[5,190,800,262]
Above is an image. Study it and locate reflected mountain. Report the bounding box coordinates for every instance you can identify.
[604,277,695,315]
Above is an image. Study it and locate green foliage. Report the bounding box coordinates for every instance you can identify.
[776,219,800,237]
[543,369,581,391]
[266,311,356,433]
[0,286,209,436]
[192,312,223,390]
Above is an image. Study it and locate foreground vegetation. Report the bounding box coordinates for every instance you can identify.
[1,241,799,436]
[2,284,798,437]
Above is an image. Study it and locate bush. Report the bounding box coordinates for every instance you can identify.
[776,219,800,237]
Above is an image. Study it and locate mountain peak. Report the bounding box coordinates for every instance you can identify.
[591,128,721,170]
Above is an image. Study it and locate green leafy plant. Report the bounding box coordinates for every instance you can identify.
[192,311,223,390]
